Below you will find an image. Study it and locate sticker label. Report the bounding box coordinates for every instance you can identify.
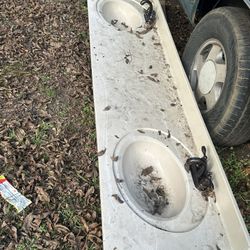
[0,176,31,212]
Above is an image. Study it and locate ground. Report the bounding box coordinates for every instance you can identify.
[0,0,101,249]
[0,0,249,249]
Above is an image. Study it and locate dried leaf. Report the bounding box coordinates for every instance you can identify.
[54,224,70,234]
[112,194,124,204]
[141,166,154,176]
[111,156,119,162]
[103,105,111,111]
[147,76,159,83]
[167,130,171,138]
[10,226,17,242]
[97,148,106,156]
[137,129,145,134]
[85,186,95,198]
[35,186,50,203]
[115,178,124,183]
[23,213,41,232]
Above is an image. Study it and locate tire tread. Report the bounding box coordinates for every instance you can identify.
[182,7,250,145]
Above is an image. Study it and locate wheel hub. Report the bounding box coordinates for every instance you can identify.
[190,39,227,112]
[198,60,216,95]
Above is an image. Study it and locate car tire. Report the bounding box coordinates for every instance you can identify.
[182,7,250,146]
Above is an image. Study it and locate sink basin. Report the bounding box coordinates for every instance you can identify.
[97,0,145,31]
[112,129,208,232]
[121,139,187,218]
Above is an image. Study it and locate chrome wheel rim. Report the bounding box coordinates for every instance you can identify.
[190,39,227,112]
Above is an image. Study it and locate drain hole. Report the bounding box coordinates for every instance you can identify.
[113,131,208,231]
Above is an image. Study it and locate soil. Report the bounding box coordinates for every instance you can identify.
[0,0,248,249]
[164,0,193,55]
[0,0,101,249]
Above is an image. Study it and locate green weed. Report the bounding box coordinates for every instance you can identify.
[43,86,56,98]
[59,206,82,229]
[32,122,53,146]
[58,105,69,118]
[40,74,51,83]
[39,223,48,234]
[221,152,248,190]
[88,243,97,250]
[79,31,88,41]
[91,175,99,189]
[219,150,249,230]
[17,238,36,250]
[82,100,95,127]
[80,0,88,15]
[7,129,16,141]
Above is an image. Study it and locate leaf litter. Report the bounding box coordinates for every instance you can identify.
[0,0,102,249]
